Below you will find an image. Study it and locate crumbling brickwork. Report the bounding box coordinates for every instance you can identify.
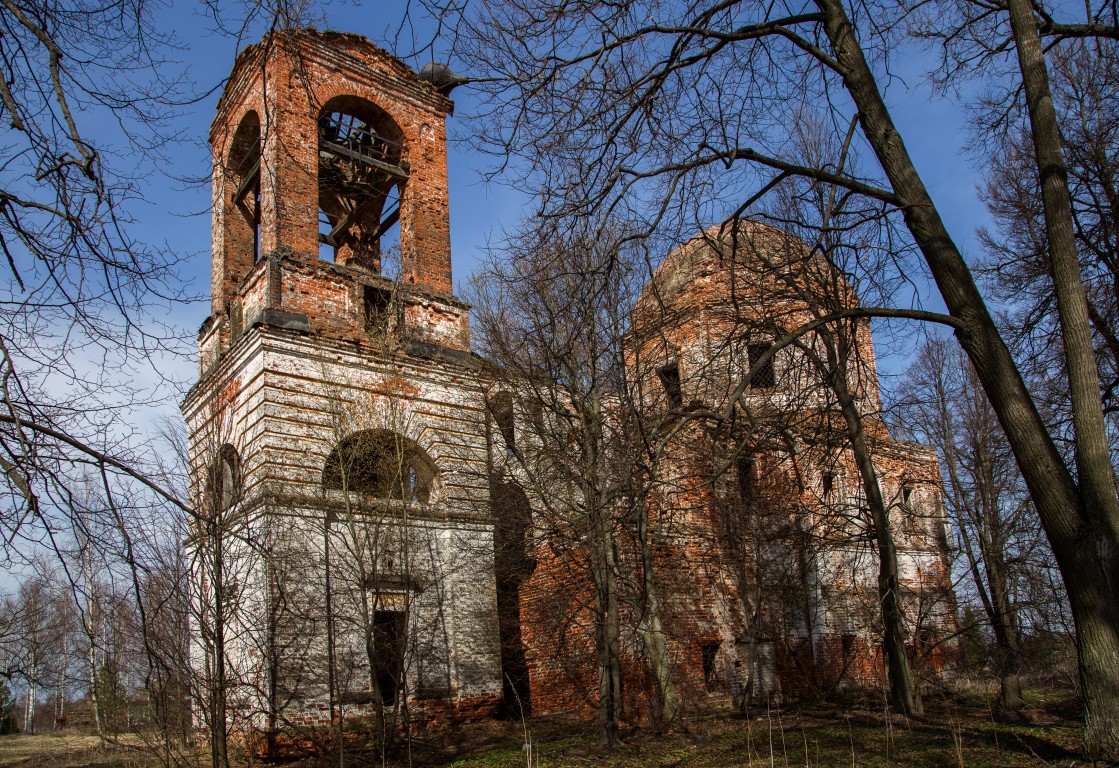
[186,29,959,749]
[510,222,959,714]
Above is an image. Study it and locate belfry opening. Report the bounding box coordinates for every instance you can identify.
[317,96,407,272]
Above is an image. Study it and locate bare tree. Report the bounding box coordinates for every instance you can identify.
[0,0,198,576]
[975,40,1119,442]
[894,337,1069,717]
[675,213,928,715]
[469,216,673,740]
[0,3,213,752]
[447,0,1119,754]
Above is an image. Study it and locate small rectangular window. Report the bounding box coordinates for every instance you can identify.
[747,343,776,389]
[902,485,914,505]
[702,642,721,692]
[737,456,756,504]
[822,472,834,498]
[657,362,682,408]
[364,285,392,333]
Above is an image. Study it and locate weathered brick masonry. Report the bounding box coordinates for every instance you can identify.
[184,28,958,747]
[185,30,500,746]
[512,222,959,715]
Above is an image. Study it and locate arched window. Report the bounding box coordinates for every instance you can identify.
[216,112,261,318]
[206,444,242,513]
[322,430,437,503]
[317,96,407,272]
[226,112,261,265]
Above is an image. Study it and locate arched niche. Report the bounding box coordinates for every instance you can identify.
[317,96,408,272]
[322,429,437,503]
[205,443,243,514]
[221,112,262,291]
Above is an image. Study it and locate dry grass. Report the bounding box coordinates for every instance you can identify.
[0,733,196,768]
[0,690,1091,768]
[320,692,1088,768]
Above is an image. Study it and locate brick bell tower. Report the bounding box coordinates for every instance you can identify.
[183,30,503,735]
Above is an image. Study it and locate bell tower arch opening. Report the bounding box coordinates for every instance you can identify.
[317,96,408,273]
[213,110,261,315]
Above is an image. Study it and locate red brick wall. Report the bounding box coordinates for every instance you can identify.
[209,30,455,325]
[511,220,960,720]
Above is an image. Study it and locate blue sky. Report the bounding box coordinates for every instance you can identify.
[119,1,991,406]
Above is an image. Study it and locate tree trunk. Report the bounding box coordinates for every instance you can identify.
[1003,0,1119,750]
[636,506,680,723]
[25,652,35,736]
[87,610,103,743]
[361,581,389,752]
[1004,0,1119,547]
[590,505,621,746]
[832,364,922,716]
[984,553,1026,716]
[55,674,64,731]
[365,627,388,749]
[210,521,229,768]
[816,0,1119,756]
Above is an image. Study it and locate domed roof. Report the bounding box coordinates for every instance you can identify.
[635,219,815,321]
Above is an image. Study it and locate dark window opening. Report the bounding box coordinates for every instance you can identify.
[225,111,261,278]
[702,642,721,692]
[493,482,534,718]
[207,444,242,514]
[322,430,437,503]
[737,456,756,505]
[747,343,776,389]
[231,137,262,261]
[658,362,682,408]
[493,482,535,581]
[489,391,516,448]
[903,485,914,505]
[372,609,406,704]
[822,472,834,499]
[841,633,856,657]
[364,285,393,334]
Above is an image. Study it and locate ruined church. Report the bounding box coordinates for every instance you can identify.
[182,29,957,738]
